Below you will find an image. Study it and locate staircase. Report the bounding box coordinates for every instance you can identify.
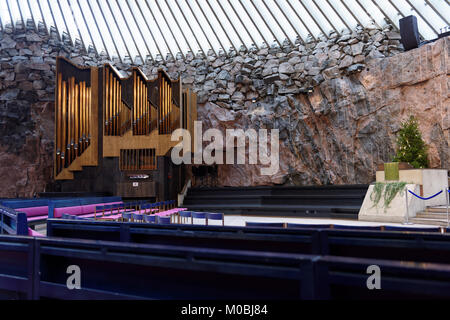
[413,206,450,226]
[183,185,368,219]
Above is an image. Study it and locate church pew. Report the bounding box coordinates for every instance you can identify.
[48,196,122,218]
[47,219,320,254]
[0,235,34,299]
[1,197,123,227]
[47,219,450,264]
[317,255,450,299]
[34,236,316,299]
[320,229,450,264]
[4,233,450,299]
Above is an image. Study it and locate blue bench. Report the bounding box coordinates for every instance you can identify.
[0,235,316,299]
[3,234,450,299]
[47,219,450,265]
[0,236,34,299]
[47,219,319,253]
[245,222,286,228]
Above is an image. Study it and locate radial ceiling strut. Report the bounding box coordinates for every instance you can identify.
[0,0,446,63]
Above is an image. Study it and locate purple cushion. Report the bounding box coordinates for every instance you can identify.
[17,206,48,218]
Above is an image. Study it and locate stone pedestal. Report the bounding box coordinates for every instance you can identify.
[375,169,448,207]
[359,169,448,223]
[359,184,423,223]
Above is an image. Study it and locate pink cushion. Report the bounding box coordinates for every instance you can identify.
[80,208,129,219]
[28,215,48,222]
[53,201,124,218]
[28,228,44,237]
[17,206,48,218]
[128,208,158,215]
[54,206,82,218]
[155,208,187,217]
[97,214,122,220]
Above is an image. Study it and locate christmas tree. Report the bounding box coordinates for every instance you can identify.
[393,116,429,168]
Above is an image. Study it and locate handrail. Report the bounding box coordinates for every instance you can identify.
[408,189,443,200]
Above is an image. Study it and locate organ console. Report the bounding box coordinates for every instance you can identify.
[54,57,197,200]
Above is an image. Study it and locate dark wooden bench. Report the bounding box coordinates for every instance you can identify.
[47,219,320,254]
[47,219,450,264]
[3,233,450,299]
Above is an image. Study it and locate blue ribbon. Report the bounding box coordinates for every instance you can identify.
[408,189,443,200]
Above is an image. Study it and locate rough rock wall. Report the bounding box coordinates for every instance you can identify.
[0,24,448,196]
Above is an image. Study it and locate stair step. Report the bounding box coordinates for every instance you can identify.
[416,212,450,220]
[412,217,449,226]
[425,206,450,213]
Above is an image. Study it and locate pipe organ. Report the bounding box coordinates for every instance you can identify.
[132,70,151,135]
[54,57,197,200]
[55,59,92,176]
[120,149,157,171]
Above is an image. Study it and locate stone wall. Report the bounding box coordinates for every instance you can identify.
[0,23,448,197]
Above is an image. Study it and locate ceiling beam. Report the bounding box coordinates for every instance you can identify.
[424,0,449,26]
[36,0,49,35]
[114,0,145,64]
[124,0,154,62]
[135,0,166,62]
[184,0,218,56]
[404,0,439,36]
[236,0,271,48]
[46,0,62,40]
[312,0,340,36]
[297,0,329,39]
[56,0,75,46]
[226,0,260,49]
[155,0,185,59]
[249,0,283,47]
[172,0,206,56]
[95,0,123,62]
[66,0,88,52]
[74,0,99,56]
[198,0,234,56]
[260,0,295,46]
[284,0,317,41]
[143,0,175,60]
[6,0,16,32]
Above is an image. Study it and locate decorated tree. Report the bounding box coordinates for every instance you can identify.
[393,116,429,168]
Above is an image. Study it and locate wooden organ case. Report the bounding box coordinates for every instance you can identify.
[54,57,197,200]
